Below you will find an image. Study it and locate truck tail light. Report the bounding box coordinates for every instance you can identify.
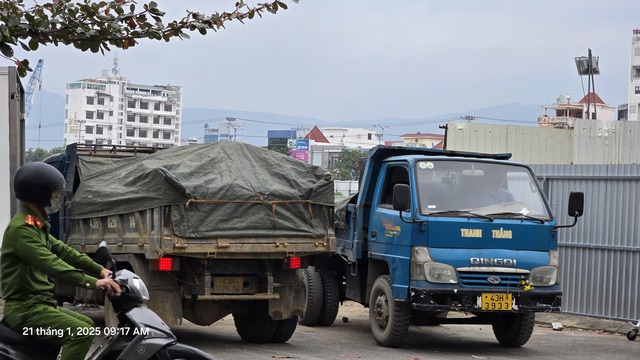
[149,257,178,271]
[288,256,302,269]
[158,257,173,271]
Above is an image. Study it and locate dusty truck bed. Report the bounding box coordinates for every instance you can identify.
[66,206,335,259]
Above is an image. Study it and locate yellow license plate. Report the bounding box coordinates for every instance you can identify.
[481,293,512,311]
[213,277,244,294]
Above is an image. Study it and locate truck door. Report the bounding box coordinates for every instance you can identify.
[368,163,414,295]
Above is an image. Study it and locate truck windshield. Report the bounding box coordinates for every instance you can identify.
[415,160,551,220]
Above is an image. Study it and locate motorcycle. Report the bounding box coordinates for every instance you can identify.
[0,242,215,360]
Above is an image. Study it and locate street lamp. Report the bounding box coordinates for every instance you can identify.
[574,49,600,119]
[373,125,390,145]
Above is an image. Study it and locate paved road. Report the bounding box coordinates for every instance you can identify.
[155,303,639,360]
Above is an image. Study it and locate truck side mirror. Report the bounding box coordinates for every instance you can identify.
[554,191,585,230]
[392,184,411,212]
[568,191,584,217]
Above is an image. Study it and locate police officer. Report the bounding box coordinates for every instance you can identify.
[1,162,121,360]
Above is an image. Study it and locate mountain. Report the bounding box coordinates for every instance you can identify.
[27,89,542,149]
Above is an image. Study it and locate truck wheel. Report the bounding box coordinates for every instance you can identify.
[492,313,535,347]
[270,316,298,343]
[369,275,411,347]
[317,271,340,326]
[298,267,324,326]
[233,302,278,343]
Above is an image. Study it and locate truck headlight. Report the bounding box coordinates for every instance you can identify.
[530,265,557,286]
[411,246,458,284]
[424,262,458,284]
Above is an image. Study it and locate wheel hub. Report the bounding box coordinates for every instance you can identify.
[373,293,389,328]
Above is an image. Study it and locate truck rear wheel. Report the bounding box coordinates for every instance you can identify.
[270,317,298,343]
[369,275,411,347]
[491,313,535,347]
[317,271,340,326]
[298,267,324,326]
[233,302,278,343]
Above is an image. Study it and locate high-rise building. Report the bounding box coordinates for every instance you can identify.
[64,69,182,147]
[628,28,640,121]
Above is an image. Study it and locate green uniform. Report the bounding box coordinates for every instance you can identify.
[1,205,105,360]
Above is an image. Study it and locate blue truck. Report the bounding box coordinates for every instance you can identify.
[302,145,583,348]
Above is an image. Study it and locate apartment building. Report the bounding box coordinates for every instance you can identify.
[64,70,182,147]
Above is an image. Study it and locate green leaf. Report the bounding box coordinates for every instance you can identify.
[0,42,14,57]
[28,38,39,50]
[19,41,30,51]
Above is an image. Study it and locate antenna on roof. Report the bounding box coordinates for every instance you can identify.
[112,55,119,76]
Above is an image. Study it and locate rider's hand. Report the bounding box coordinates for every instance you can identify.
[97,278,122,296]
[100,267,112,279]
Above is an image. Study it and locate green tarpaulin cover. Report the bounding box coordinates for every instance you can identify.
[70,142,334,238]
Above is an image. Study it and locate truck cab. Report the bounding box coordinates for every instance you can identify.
[309,146,583,348]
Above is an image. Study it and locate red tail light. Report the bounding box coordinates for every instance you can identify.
[158,257,173,271]
[288,256,302,269]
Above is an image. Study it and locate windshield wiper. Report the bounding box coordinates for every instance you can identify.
[485,212,546,223]
[427,210,494,222]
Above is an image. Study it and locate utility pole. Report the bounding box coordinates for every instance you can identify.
[373,125,390,145]
[225,117,245,141]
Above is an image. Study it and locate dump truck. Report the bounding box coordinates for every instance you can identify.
[301,145,583,348]
[45,141,335,343]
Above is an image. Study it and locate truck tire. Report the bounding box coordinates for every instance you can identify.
[270,316,298,343]
[233,302,278,343]
[369,275,411,347]
[317,271,340,326]
[491,313,535,347]
[298,267,324,326]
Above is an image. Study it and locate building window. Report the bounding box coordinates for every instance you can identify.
[140,115,148,123]
[139,129,148,138]
[97,111,105,120]
[126,128,135,137]
[140,101,149,110]
[86,111,94,119]
[163,131,171,140]
[127,114,135,122]
[636,86,640,94]
[127,100,136,108]
[153,130,159,139]
[97,97,105,105]
[85,140,93,145]
[86,96,94,105]
[96,126,104,135]
[163,117,172,125]
[164,103,173,112]
[153,116,161,124]
[634,66,640,78]
[154,102,161,111]
[85,125,94,134]
[636,46,640,57]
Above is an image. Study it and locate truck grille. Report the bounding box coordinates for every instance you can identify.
[458,271,525,288]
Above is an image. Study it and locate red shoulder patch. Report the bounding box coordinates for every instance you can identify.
[24,215,44,229]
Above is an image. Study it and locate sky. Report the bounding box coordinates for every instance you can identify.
[10,0,640,124]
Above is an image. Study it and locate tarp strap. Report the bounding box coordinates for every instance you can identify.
[184,198,316,229]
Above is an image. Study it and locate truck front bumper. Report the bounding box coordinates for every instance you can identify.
[409,288,561,313]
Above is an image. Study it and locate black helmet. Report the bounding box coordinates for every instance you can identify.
[14,162,65,208]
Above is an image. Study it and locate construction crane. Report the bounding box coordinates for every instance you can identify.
[24,59,44,119]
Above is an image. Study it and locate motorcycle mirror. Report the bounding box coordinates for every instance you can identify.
[95,241,117,275]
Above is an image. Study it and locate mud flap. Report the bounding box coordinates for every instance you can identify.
[269,268,305,320]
